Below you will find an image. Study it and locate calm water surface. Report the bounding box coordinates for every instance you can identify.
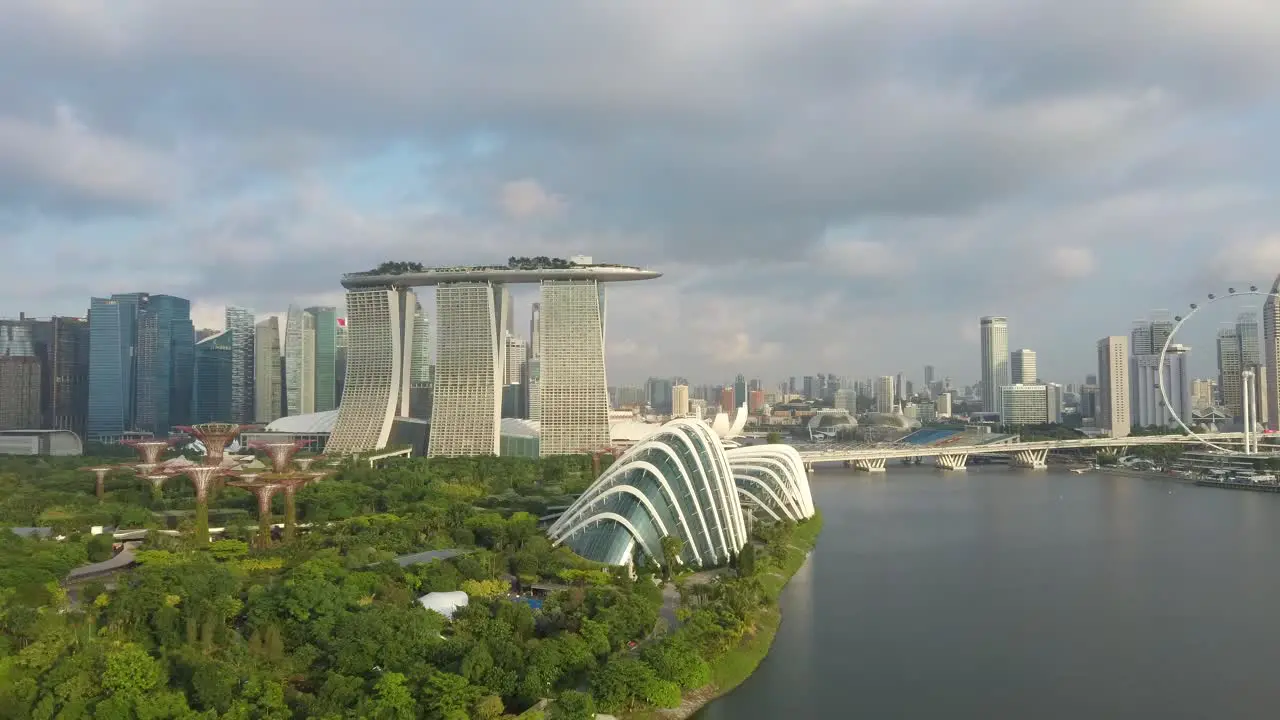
[696,467,1280,719]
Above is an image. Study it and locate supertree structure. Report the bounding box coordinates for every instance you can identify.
[276,473,324,542]
[226,475,287,549]
[177,465,230,544]
[79,466,116,502]
[176,423,244,468]
[248,440,310,473]
[142,471,175,498]
[294,457,318,472]
[122,438,178,465]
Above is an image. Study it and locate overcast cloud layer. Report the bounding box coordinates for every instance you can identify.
[2,0,1279,386]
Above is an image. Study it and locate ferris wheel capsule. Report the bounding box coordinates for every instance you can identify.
[1229,287,1237,294]
[1251,285,1259,292]
[1174,315,1182,321]
[1190,303,1198,310]
[1208,294,1216,300]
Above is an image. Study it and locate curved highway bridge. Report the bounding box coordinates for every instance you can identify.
[794,432,1249,471]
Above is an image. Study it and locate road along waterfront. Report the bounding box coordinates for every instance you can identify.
[694,465,1280,719]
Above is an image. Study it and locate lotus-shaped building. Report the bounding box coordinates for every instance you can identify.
[546,418,815,567]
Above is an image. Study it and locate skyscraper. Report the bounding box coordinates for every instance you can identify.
[672,383,690,417]
[980,316,1010,416]
[1217,326,1243,421]
[1097,336,1130,438]
[734,374,747,413]
[335,316,347,405]
[875,375,895,414]
[29,316,89,437]
[1132,344,1191,429]
[135,294,194,434]
[407,302,434,420]
[646,377,674,414]
[192,330,233,423]
[253,317,282,424]
[428,283,503,456]
[538,279,611,455]
[225,306,255,423]
[924,365,935,387]
[284,306,316,416]
[326,289,417,453]
[331,259,657,454]
[505,335,528,385]
[87,294,144,441]
[0,320,40,430]
[1265,277,1280,429]
[307,306,338,412]
[1011,349,1037,385]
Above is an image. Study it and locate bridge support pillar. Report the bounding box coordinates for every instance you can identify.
[935,453,969,471]
[843,460,851,468]
[854,458,887,473]
[805,462,814,473]
[1011,449,1049,469]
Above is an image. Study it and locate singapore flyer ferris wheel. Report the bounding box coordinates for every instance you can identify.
[1157,282,1277,457]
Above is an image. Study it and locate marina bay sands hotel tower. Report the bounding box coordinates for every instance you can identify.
[326,257,660,457]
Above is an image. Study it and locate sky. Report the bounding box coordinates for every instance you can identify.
[3,0,1280,388]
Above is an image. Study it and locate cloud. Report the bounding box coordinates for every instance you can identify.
[810,237,904,278]
[499,179,565,220]
[3,1,1280,384]
[0,104,182,212]
[1045,246,1096,280]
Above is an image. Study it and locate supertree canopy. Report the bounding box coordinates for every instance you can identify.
[176,423,244,467]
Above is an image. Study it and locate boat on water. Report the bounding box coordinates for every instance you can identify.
[1070,468,1089,475]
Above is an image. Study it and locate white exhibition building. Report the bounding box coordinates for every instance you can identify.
[546,414,816,568]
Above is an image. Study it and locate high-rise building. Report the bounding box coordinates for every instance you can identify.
[672,384,690,417]
[1238,312,1261,367]
[535,279,613,455]
[225,306,255,423]
[428,283,504,456]
[335,316,348,404]
[1217,326,1243,421]
[980,316,1010,416]
[1132,344,1191,429]
[875,375,895,414]
[29,316,90,437]
[1085,374,1098,386]
[0,355,41,430]
[646,377,674,414]
[122,294,194,436]
[895,372,907,402]
[1000,384,1050,425]
[1011,349,1037,385]
[803,375,816,399]
[935,393,952,419]
[834,388,857,413]
[87,294,145,441]
[924,365,935,387]
[1046,383,1064,424]
[284,306,316,416]
[327,288,417,453]
[192,330,233,423]
[330,259,656,454]
[307,306,338,412]
[253,317,283,423]
[1264,276,1280,429]
[734,374,747,412]
[0,319,41,430]
[748,389,765,414]
[505,335,527,385]
[1191,378,1215,412]
[1098,336,1130,438]
[720,386,735,412]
